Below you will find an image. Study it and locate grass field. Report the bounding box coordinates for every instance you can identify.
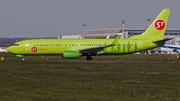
[0,53,180,101]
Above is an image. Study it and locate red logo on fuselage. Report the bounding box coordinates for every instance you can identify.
[155,20,165,30]
[31,47,37,53]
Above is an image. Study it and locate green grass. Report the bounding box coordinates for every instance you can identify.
[0,53,180,101]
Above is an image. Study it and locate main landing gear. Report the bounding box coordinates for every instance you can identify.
[86,53,92,60]
[86,56,92,60]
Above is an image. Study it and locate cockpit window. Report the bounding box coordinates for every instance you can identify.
[11,44,19,46]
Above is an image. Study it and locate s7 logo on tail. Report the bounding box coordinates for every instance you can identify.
[155,20,165,30]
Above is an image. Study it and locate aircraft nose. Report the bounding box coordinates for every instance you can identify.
[6,46,13,53]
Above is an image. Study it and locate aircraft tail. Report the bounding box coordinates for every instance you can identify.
[130,9,170,40]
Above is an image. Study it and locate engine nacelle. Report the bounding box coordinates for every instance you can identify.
[16,54,24,58]
[63,50,81,59]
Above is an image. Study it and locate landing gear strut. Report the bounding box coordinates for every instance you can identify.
[86,56,92,60]
[86,53,92,60]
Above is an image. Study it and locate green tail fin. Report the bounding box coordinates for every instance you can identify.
[130,8,170,40]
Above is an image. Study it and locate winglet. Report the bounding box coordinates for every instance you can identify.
[109,35,120,46]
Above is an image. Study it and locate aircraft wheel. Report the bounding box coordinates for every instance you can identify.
[89,57,92,60]
[86,56,92,60]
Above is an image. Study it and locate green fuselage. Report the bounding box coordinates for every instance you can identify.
[7,38,163,56]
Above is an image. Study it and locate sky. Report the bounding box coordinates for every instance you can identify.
[0,0,180,38]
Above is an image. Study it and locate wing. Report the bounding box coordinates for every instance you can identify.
[80,35,120,55]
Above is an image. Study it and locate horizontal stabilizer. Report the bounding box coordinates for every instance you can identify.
[153,38,174,43]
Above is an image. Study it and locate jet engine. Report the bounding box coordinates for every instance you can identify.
[63,50,81,59]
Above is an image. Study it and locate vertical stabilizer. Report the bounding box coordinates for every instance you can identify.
[130,9,170,40]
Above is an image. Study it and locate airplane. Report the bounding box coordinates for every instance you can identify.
[159,45,180,54]
[7,8,172,60]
